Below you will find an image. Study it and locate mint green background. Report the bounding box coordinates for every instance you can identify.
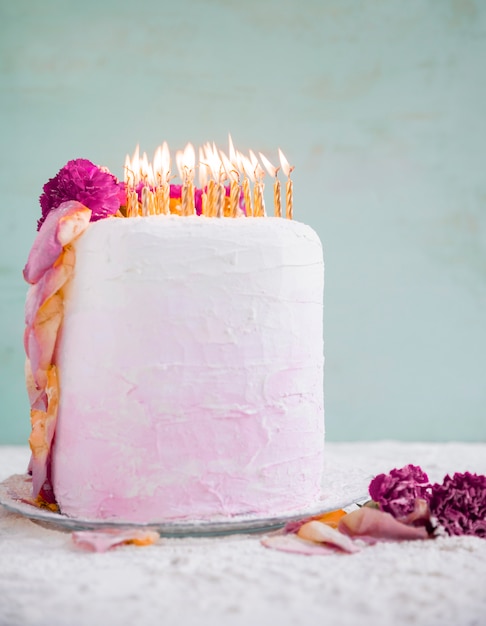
[1,0,485,443]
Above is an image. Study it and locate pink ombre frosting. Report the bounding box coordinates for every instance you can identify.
[51,215,324,522]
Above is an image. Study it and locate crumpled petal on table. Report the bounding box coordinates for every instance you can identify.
[261,534,341,556]
[338,506,430,542]
[297,520,360,553]
[72,529,160,552]
[262,509,360,556]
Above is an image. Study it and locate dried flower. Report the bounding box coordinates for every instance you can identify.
[429,472,486,537]
[369,464,430,519]
[38,159,124,230]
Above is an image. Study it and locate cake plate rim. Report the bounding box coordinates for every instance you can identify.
[0,471,371,537]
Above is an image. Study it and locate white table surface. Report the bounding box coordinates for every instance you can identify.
[1,442,485,626]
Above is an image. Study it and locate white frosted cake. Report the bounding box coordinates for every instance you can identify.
[23,145,325,523]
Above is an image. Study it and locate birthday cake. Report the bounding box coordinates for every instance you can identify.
[23,141,325,523]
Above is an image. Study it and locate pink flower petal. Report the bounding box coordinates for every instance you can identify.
[23,201,91,284]
[25,294,63,390]
[261,534,340,556]
[338,507,430,542]
[25,246,75,328]
[72,529,160,553]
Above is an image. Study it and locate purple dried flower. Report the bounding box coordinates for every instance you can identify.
[38,159,124,230]
[369,464,430,519]
[429,472,486,537]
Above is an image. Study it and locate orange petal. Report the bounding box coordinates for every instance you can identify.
[297,521,359,553]
[29,366,59,497]
[314,508,348,528]
[25,358,46,411]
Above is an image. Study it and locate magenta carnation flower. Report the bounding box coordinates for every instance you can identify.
[429,472,486,537]
[369,464,430,519]
[38,159,124,230]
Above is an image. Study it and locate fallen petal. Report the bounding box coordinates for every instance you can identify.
[338,507,430,542]
[72,529,160,553]
[284,508,347,534]
[261,534,340,556]
[297,520,360,553]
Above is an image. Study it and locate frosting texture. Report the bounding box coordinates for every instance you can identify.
[51,215,324,522]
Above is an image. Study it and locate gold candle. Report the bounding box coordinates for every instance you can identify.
[243,177,252,217]
[253,183,261,217]
[286,179,293,220]
[154,142,171,215]
[259,152,281,218]
[230,180,240,217]
[182,179,195,216]
[207,179,216,217]
[278,149,294,220]
[131,191,139,217]
[142,186,155,216]
[216,183,225,218]
[274,178,282,218]
[126,190,134,217]
[253,164,265,217]
[155,185,170,215]
[162,182,170,215]
[141,187,149,216]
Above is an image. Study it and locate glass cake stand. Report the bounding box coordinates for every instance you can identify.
[0,466,371,537]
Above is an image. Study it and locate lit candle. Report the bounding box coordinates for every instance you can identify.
[131,191,139,217]
[198,147,209,216]
[180,144,194,217]
[248,151,265,217]
[207,178,216,217]
[216,181,225,218]
[239,153,253,217]
[279,149,294,220]
[205,143,225,218]
[153,142,171,215]
[220,151,239,217]
[126,145,142,217]
[142,185,155,216]
[259,152,281,217]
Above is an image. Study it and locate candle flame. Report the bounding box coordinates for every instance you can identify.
[198,147,209,188]
[220,150,239,182]
[153,141,171,183]
[278,149,294,178]
[124,154,133,186]
[204,143,224,182]
[175,149,184,181]
[259,152,279,178]
[240,153,255,183]
[183,142,196,173]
